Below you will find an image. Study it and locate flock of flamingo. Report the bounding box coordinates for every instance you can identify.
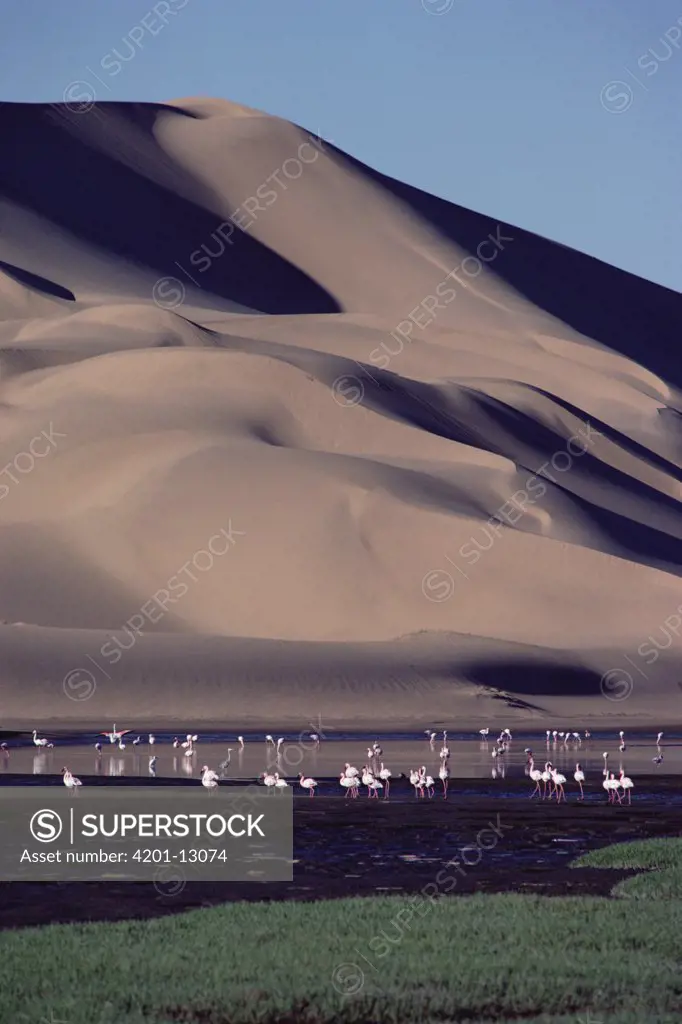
[6,724,667,802]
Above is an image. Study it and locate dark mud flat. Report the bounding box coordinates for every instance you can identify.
[1,779,681,932]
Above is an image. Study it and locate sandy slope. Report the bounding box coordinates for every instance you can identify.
[1,97,681,728]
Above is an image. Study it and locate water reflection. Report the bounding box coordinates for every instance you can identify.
[108,757,125,776]
[1,735,680,782]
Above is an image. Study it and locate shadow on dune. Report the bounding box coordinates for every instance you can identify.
[1,103,340,316]
[463,660,603,698]
[326,142,682,388]
[0,259,75,301]
[458,387,682,571]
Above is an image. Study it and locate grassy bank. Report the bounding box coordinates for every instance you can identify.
[574,835,682,900]
[2,889,682,1023]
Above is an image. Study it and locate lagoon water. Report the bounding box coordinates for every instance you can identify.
[2,731,678,784]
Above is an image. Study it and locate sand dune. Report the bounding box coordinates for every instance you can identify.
[1,97,681,728]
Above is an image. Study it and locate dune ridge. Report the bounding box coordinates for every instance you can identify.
[1,97,681,727]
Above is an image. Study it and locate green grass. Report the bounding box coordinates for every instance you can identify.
[2,893,682,1023]
[611,867,682,900]
[572,837,682,870]
[572,836,682,903]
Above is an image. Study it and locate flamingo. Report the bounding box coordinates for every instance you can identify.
[425,730,436,746]
[118,739,126,750]
[653,754,664,765]
[545,730,551,743]
[181,734,198,748]
[94,742,102,754]
[409,768,424,798]
[378,762,392,798]
[32,730,51,748]
[529,758,543,798]
[619,769,634,804]
[217,749,234,777]
[149,755,157,774]
[200,765,220,790]
[365,774,383,798]
[439,744,450,762]
[479,728,489,739]
[132,736,142,747]
[540,762,553,800]
[574,763,585,800]
[550,766,567,803]
[276,737,284,754]
[237,736,245,750]
[265,734,275,746]
[584,730,591,739]
[656,731,663,748]
[339,772,359,798]
[361,766,380,798]
[62,767,82,791]
[343,763,359,779]
[309,733,320,748]
[148,734,155,746]
[439,762,450,799]
[0,743,9,760]
[604,772,620,804]
[602,752,609,776]
[101,724,129,744]
[372,741,382,757]
[273,773,289,791]
[299,774,317,797]
[184,742,195,758]
[420,766,435,799]
[172,737,181,749]
[260,771,277,790]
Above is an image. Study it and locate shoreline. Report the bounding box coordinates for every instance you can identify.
[1,790,680,932]
[4,716,682,732]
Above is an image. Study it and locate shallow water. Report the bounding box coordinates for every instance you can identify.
[3,732,678,783]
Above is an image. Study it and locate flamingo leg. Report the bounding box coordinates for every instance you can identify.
[578,783,584,800]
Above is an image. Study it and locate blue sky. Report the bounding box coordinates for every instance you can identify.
[2,0,681,292]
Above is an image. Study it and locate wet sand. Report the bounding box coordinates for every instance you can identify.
[2,735,678,782]
[1,782,680,932]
